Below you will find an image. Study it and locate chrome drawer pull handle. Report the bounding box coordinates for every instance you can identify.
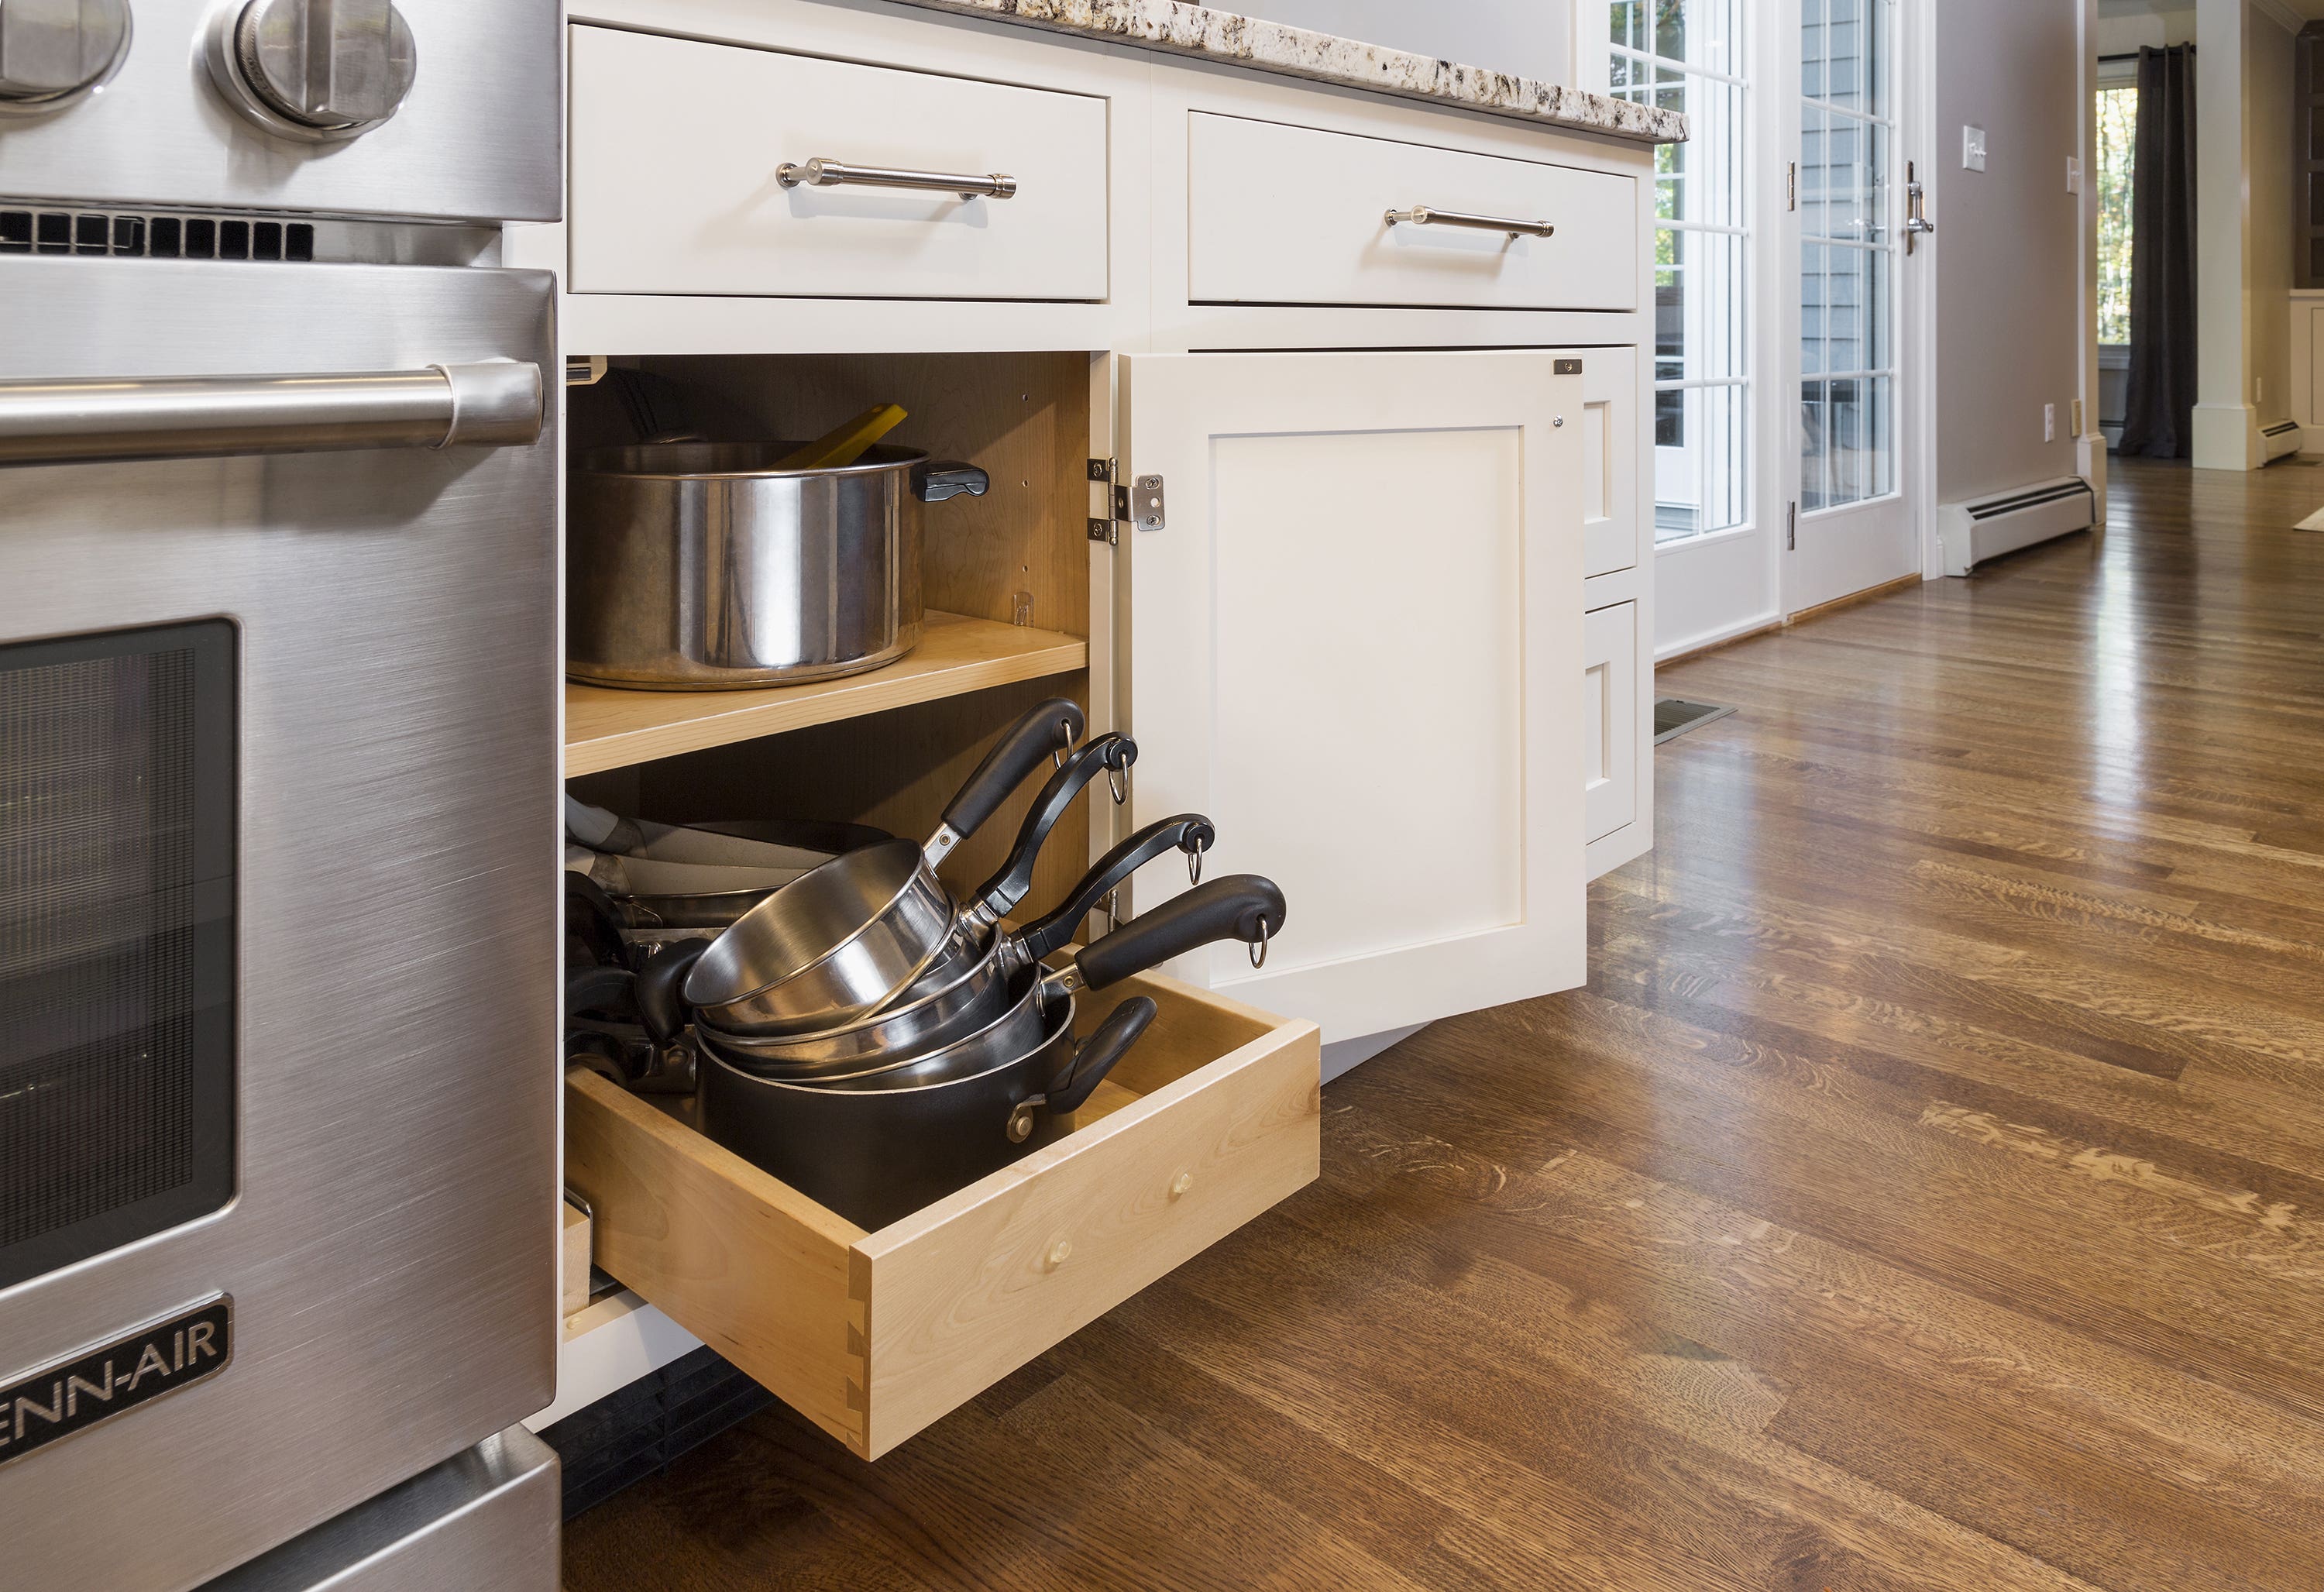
[778,156,1018,201]
[1385,205,1555,239]
[0,362,545,468]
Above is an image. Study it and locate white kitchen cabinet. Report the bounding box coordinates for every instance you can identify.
[1112,350,1587,1042]
[540,0,1667,1432]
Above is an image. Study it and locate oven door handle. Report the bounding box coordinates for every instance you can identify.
[0,361,545,467]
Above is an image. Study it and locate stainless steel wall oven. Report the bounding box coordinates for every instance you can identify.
[0,3,564,1588]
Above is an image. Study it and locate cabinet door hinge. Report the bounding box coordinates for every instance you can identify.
[1787,162,1798,212]
[1114,473,1166,531]
[1088,457,1115,483]
[1088,516,1117,545]
[1786,501,1798,552]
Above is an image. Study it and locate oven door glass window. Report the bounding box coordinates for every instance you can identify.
[1,621,235,1291]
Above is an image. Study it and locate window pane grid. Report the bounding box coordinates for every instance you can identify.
[1800,0,1897,513]
[1611,0,1752,545]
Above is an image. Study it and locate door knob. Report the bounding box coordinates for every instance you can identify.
[207,0,414,140]
[0,0,133,111]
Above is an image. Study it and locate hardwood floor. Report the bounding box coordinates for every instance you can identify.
[563,458,2324,1591]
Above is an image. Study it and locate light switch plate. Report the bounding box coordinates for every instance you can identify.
[1964,126,1989,172]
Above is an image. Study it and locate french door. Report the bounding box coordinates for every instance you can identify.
[1783,0,1923,613]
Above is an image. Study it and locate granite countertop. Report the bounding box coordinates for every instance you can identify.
[889,0,1690,145]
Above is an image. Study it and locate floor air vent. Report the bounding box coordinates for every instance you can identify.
[0,209,316,261]
[1655,699,1738,744]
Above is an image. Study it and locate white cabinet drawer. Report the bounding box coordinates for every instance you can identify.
[569,26,1110,301]
[1186,113,1637,311]
[1584,601,1640,846]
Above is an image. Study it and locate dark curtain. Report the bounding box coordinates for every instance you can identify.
[2118,44,2198,459]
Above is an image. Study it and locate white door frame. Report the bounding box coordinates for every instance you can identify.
[1904,0,1941,582]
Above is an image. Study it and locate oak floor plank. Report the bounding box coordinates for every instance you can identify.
[565,459,2324,1590]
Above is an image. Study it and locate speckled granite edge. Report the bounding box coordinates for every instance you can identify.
[885,0,1690,145]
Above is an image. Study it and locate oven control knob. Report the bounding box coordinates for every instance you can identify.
[0,0,134,109]
[216,0,414,138]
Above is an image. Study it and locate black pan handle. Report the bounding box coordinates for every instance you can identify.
[637,942,706,1046]
[1016,815,1216,965]
[1042,997,1159,1117]
[937,697,1085,848]
[566,872,633,969]
[967,734,1136,923]
[564,964,636,1019]
[1071,875,1286,992]
[913,461,990,503]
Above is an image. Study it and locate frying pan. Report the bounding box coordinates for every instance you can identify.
[682,697,1085,1034]
[682,815,1217,1076]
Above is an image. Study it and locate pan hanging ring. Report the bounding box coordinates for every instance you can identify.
[1186,845,1203,886]
[1053,713,1075,768]
[1248,919,1270,969]
[1107,762,1129,805]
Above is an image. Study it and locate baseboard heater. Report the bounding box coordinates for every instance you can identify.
[1939,477,2095,576]
[2262,419,2303,462]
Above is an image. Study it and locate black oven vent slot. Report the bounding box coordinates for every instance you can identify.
[0,210,315,263]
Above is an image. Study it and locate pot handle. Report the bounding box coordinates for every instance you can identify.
[566,872,633,965]
[1023,995,1159,1124]
[1014,814,1217,965]
[913,460,990,503]
[637,941,706,1046]
[1070,875,1286,993]
[933,697,1086,858]
[965,734,1136,927]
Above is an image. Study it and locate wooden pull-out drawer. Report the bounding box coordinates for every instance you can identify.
[565,971,1319,1460]
[568,26,1110,301]
[1187,113,1637,312]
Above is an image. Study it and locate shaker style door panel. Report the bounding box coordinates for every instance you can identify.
[1117,352,1587,1042]
[1185,113,1637,311]
[568,26,1109,301]
[1565,349,1642,579]
[1583,601,1640,847]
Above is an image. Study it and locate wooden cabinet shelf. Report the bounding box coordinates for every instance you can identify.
[564,611,1087,776]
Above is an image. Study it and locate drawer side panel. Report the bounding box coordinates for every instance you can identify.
[564,1071,868,1453]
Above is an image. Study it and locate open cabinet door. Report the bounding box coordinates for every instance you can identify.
[1115,350,1587,1043]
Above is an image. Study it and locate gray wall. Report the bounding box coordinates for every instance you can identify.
[1232,0,1576,85]
[1936,0,2087,503]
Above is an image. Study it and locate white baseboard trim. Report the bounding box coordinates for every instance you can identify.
[1655,607,1783,665]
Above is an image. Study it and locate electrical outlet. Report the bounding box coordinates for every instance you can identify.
[1964,126,1989,172]
[2067,156,2082,194]
[2044,403,2057,443]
